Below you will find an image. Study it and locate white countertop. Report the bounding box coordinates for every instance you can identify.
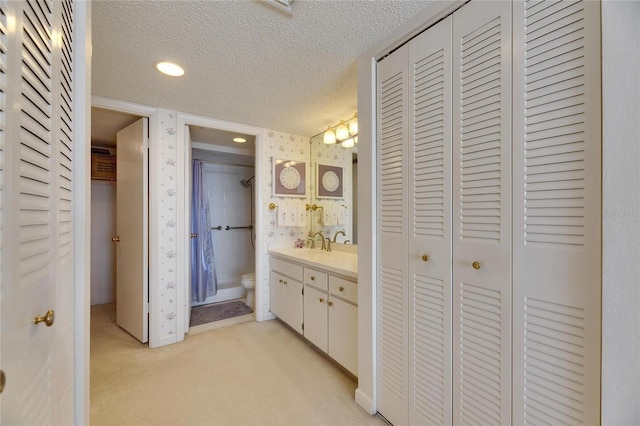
[268,247,358,279]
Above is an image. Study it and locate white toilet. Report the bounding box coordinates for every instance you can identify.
[241,272,256,309]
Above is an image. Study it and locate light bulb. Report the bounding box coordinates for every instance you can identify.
[348,113,358,136]
[341,138,355,148]
[323,126,336,144]
[335,120,349,141]
[155,61,185,77]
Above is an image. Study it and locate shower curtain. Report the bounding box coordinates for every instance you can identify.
[191,159,217,302]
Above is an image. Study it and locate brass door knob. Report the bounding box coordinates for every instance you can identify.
[34,310,55,327]
[422,254,430,262]
[111,236,120,243]
[327,301,333,307]
[190,233,197,239]
[472,261,482,270]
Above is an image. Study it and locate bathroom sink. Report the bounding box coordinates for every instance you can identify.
[268,247,357,279]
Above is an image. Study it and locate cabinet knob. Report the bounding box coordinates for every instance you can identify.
[319,298,324,303]
[327,301,333,307]
[472,261,482,270]
[311,276,315,281]
[339,286,344,292]
[422,254,430,262]
[279,279,283,283]
[283,280,288,285]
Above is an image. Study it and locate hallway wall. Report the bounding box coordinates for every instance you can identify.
[90,181,116,305]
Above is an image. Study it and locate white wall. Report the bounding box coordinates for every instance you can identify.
[90,181,116,305]
[601,1,640,423]
[203,162,254,289]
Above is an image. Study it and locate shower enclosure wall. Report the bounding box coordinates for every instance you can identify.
[193,154,255,306]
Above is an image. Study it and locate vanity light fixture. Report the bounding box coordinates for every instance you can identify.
[155,61,185,77]
[335,120,350,141]
[322,112,358,147]
[323,126,336,145]
[348,113,358,135]
[341,138,355,148]
[233,137,247,143]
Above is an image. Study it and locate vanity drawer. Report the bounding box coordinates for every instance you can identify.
[271,257,303,281]
[329,276,357,305]
[304,268,328,291]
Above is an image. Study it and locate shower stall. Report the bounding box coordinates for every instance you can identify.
[192,152,256,306]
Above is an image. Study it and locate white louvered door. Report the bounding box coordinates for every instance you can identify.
[407,15,452,426]
[0,3,5,420]
[376,43,409,426]
[0,0,76,423]
[512,1,602,424]
[452,2,512,425]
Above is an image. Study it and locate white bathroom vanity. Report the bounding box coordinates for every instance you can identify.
[269,247,358,376]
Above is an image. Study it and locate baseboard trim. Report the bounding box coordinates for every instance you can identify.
[355,388,376,415]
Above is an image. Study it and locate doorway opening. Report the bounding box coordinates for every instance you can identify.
[90,106,149,343]
[186,125,256,332]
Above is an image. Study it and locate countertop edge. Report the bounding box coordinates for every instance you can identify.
[269,248,358,280]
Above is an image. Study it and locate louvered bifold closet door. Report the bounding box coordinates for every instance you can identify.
[451,2,512,425]
[0,1,5,279]
[512,1,601,424]
[0,0,75,423]
[407,15,453,426]
[376,43,410,426]
[52,0,75,423]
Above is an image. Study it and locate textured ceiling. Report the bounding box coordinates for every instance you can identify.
[92,0,433,137]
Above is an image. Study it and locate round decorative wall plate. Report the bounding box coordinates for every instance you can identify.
[322,170,340,192]
[279,166,301,190]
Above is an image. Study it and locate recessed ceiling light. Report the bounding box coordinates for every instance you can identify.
[233,137,247,143]
[155,61,184,77]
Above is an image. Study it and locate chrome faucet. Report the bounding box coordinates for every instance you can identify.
[311,231,326,250]
[332,230,346,243]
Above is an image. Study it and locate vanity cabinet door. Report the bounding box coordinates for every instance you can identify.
[283,278,303,334]
[270,271,286,321]
[303,285,328,352]
[328,297,358,376]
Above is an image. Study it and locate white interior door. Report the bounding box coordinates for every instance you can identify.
[452,2,512,424]
[1,0,76,423]
[376,43,410,426]
[407,15,453,426]
[116,118,149,343]
[185,126,192,333]
[512,1,602,423]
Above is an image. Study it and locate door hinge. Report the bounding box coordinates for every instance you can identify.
[302,322,304,331]
[144,138,150,149]
[302,288,304,295]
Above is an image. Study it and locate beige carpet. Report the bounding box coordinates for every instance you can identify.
[90,303,387,425]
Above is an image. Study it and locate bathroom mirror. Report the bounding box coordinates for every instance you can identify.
[309,132,358,244]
